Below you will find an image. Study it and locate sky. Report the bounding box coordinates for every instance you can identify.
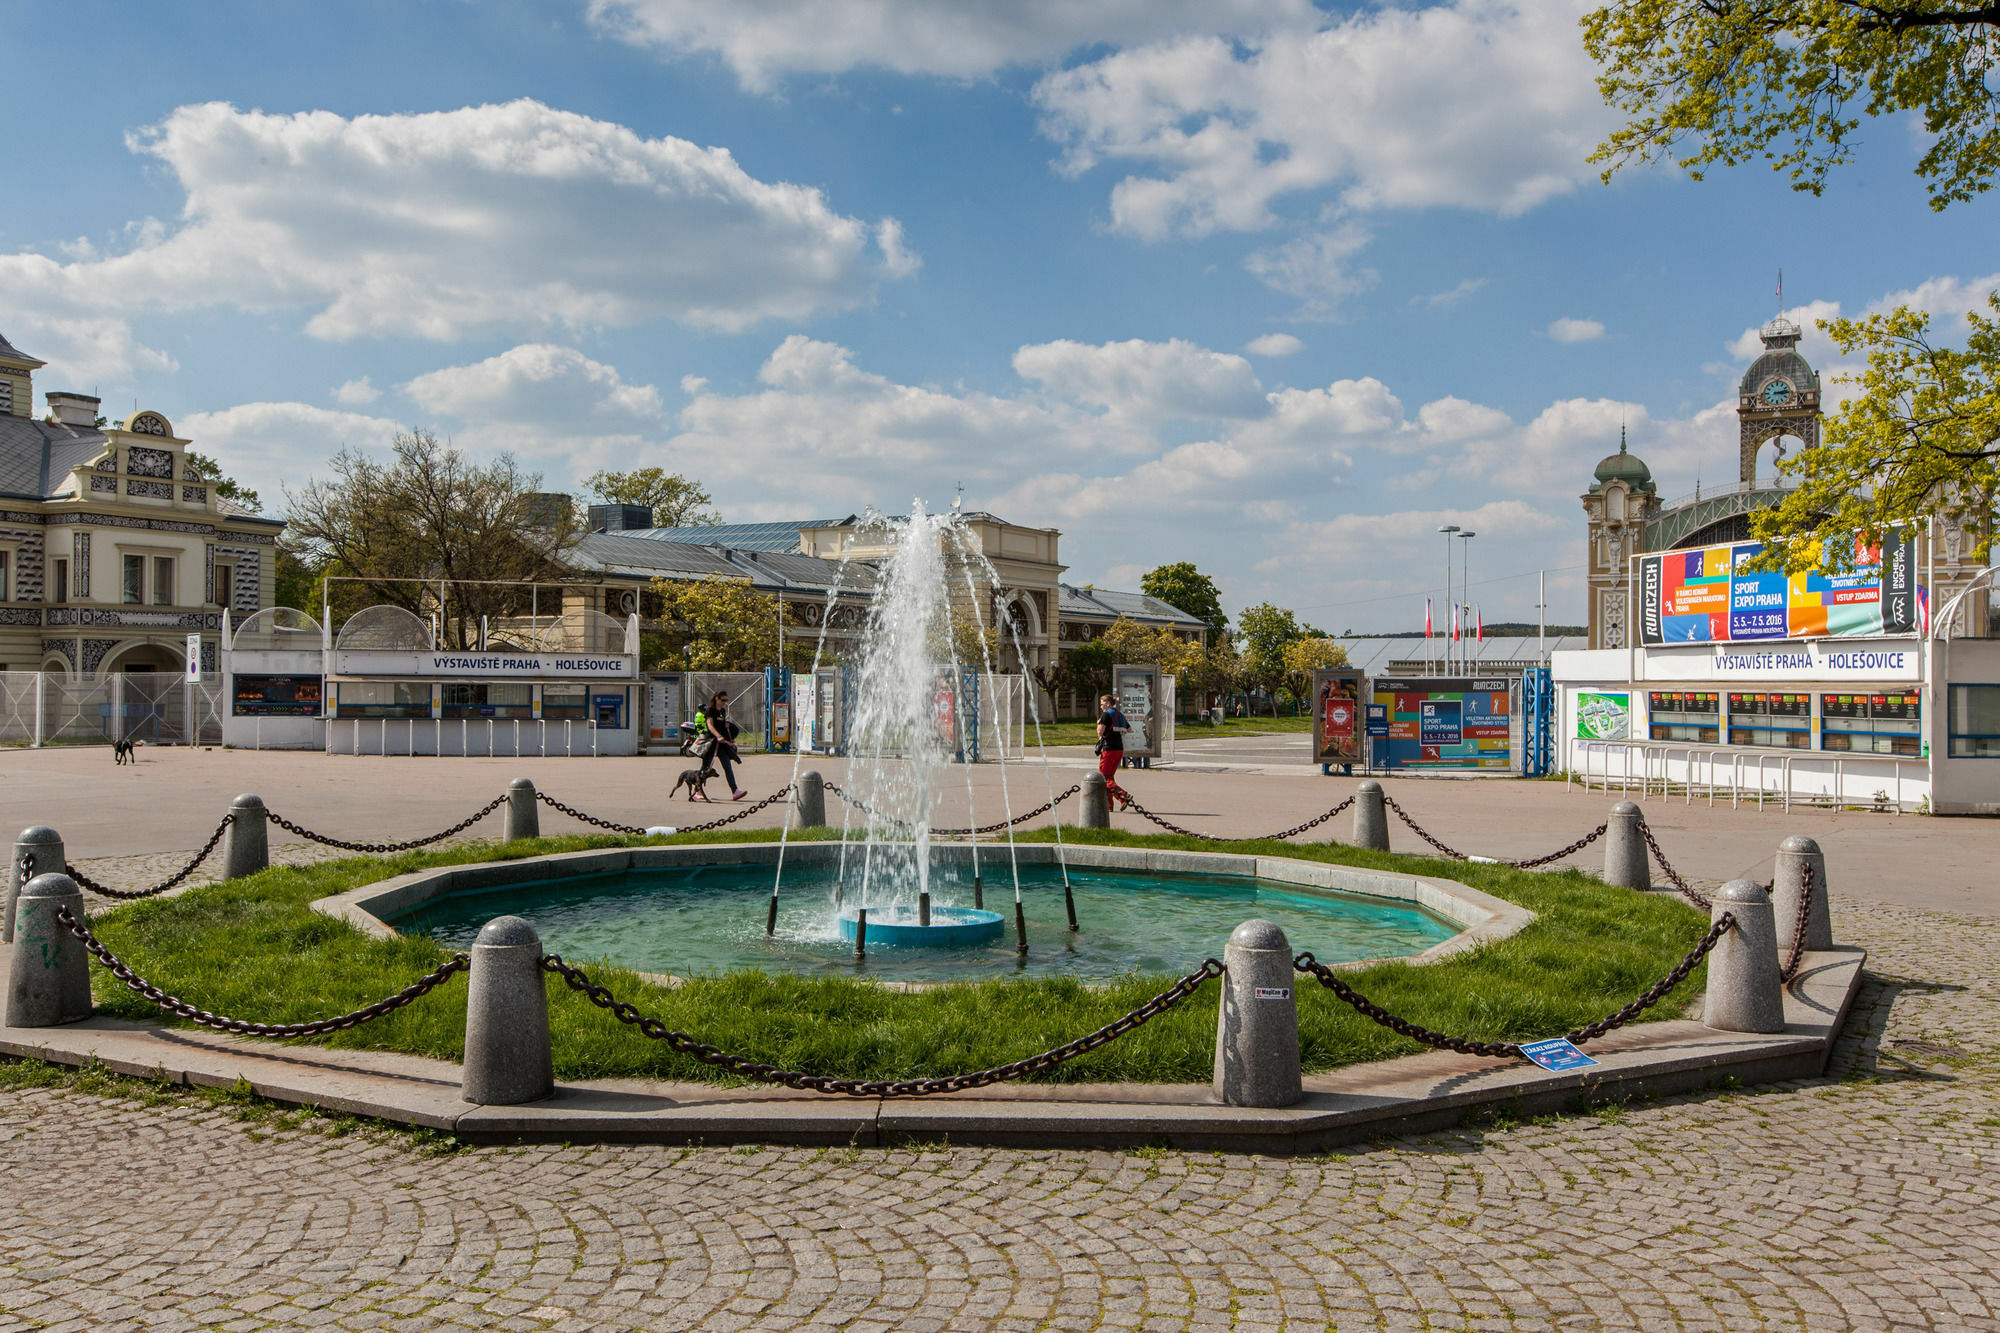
[2,0,1995,632]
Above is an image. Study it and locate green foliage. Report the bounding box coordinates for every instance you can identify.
[271,540,321,613]
[651,575,785,670]
[183,450,261,513]
[586,467,721,528]
[1280,637,1351,700]
[1139,562,1228,638]
[84,827,1711,1086]
[1747,294,2000,571]
[1237,602,1303,716]
[1066,639,1114,702]
[1584,1,2000,212]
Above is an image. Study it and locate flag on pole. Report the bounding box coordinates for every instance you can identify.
[1477,606,1484,642]
[1919,587,1931,636]
[1450,602,1460,641]
[1425,597,1433,637]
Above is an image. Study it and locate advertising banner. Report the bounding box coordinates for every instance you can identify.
[1111,663,1161,759]
[1638,529,1921,646]
[1311,667,1366,766]
[232,674,323,717]
[1575,691,1631,740]
[1373,678,1512,770]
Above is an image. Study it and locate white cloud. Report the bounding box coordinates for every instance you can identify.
[1243,223,1376,318]
[588,0,1313,90]
[1414,278,1487,309]
[1011,337,1265,424]
[403,344,665,433]
[0,312,179,389]
[1035,0,1607,240]
[0,99,912,363]
[1546,317,1606,344]
[332,377,380,406]
[1243,333,1302,357]
[177,401,402,514]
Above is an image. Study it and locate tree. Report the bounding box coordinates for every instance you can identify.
[184,450,261,513]
[284,428,581,647]
[271,540,321,612]
[1280,638,1351,705]
[1236,602,1303,717]
[651,576,781,670]
[1584,2,2000,212]
[1065,640,1114,706]
[1749,293,2000,570]
[586,468,721,528]
[1139,562,1229,638]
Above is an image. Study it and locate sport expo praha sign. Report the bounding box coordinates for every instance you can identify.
[1637,530,1919,647]
[332,650,636,679]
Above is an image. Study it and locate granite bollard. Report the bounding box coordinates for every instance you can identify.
[1603,800,1650,890]
[461,915,555,1106]
[794,770,827,829]
[223,794,269,881]
[1771,835,1834,953]
[505,778,540,842]
[1213,919,1302,1108]
[7,826,63,945]
[6,873,93,1028]
[1079,772,1110,829]
[1704,879,1785,1034]
[1352,780,1389,851]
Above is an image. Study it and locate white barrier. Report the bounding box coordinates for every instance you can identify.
[1567,738,1926,812]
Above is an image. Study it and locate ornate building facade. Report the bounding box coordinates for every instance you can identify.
[0,330,284,675]
[1583,316,1989,649]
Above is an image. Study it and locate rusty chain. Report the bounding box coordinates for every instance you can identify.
[540,952,1224,1096]
[534,790,647,835]
[1121,794,1356,844]
[1379,793,1470,860]
[536,785,795,837]
[1507,823,1609,869]
[822,782,1080,835]
[55,813,236,900]
[1781,861,1816,982]
[56,906,468,1038]
[267,795,508,855]
[1637,819,1712,911]
[1381,795,1608,869]
[1294,912,1735,1060]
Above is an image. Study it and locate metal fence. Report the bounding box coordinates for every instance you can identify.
[0,672,226,748]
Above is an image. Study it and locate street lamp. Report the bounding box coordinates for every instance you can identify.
[1458,531,1477,670]
[1437,524,1460,675]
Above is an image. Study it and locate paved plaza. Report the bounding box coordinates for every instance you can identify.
[1,747,1996,1330]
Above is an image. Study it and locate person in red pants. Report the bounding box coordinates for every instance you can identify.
[1096,692,1133,811]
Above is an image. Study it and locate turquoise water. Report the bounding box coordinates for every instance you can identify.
[393,863,1461,983]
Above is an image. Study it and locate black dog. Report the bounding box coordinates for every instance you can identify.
[668,764,718,802]
[113,737,139,765]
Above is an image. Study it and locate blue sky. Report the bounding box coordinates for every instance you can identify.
[4,0,1995,631]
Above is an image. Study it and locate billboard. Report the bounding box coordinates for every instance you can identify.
[1637,530,1919,647]
[1111,662,1161,759]
[1575,691,1631,741]
[1311,668,1366,766]
[1373,677,1512,770]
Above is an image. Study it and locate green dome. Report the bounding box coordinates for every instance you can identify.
[1590,430,1654,493]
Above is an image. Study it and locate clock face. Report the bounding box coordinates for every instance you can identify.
[1761,378,1793,406]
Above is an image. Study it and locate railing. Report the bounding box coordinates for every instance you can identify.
[1568,738,1926,812]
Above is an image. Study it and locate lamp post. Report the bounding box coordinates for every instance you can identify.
[1437,524,1460,676]
[1458,531,1477,671]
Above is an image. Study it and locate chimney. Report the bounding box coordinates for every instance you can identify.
[587,503,655,533]
[46,392,100,428]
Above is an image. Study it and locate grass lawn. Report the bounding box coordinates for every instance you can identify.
[83,826,1712,1086]
[1028,713,1316,746]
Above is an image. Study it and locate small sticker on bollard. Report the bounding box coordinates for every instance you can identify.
[1254,987,1291,1000]
[1519,1037,1599,1072]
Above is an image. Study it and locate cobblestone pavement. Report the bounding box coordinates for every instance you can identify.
[1,896,1995,1333]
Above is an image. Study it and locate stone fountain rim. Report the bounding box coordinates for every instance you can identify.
[311,841,1534,988]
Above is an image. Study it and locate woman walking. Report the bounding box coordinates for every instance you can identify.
[1096,692,1133,812]
[697,689,747,800]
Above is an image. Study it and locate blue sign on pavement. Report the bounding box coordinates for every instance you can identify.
[1519,1037,1599,1072]
[1365,704,1389,738]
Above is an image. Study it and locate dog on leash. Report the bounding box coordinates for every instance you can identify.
[668,764,719,802]
[113,737,141,765]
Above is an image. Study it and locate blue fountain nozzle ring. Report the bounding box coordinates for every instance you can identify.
[837,904,1004,948]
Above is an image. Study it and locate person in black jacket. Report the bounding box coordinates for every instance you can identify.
[696,690,746,800]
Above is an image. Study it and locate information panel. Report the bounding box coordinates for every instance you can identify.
[1111,663,1161,760]
[1637,530,1920,646]
[232,674,323,717]
[1373,678,1511,770]
[1311,668,1366,766]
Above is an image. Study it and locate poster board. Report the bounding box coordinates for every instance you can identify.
[1372,677,1512,770]
[1111,662,1161,760]
[1311,668,1366,766]
[1574,691,1631,741]
[645,673,684,745]
[1637,530,1920,646]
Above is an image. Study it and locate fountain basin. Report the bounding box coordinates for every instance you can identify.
[839,903,1005,947]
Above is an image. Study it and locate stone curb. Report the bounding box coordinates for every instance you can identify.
[0,947,1865,1153]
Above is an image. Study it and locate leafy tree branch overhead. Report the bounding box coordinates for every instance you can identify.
[1583,1,2000,211]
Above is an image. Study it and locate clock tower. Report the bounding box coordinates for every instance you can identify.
[1737,316,1820,483]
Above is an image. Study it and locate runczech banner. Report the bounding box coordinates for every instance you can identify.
[1637,530,1920,647]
